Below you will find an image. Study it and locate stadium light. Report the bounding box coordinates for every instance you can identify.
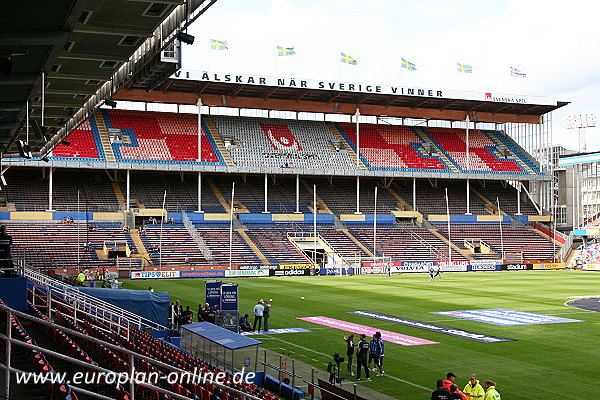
[177,32,195,45]
[567,114,596,152]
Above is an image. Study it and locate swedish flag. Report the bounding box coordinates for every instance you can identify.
[341,52,358,65]
[277,46,296,56]
[401,58,416,70]
[457,63,473,73]
[210,39,228,50]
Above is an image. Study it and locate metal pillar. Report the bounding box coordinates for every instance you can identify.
[197,98,203,162]
[263,173,268,213]
[197,172,203,213]
[413,177,417,211]
[295,174,300,213]
[516,182,522,215]
[47,167,54,211]
[355,176,361,214]
[465,115,471,215]
[126,169,130,211]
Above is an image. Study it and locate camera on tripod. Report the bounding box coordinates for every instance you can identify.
[328,353,345,384]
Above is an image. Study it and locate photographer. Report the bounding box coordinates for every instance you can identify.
[327,353,345,385]
[344,334,356,376]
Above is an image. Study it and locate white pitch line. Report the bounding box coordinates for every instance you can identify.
[263,336,430,392]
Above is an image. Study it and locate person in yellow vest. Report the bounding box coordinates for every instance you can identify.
[463,374,485,399]
[483,380,500,400]
[76,271,86,286]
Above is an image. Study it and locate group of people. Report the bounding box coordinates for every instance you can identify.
[240,299,272,333]
[343,332,385,381]
[432,373,501,400]
[61,217,75,225]
[169,300,220,329]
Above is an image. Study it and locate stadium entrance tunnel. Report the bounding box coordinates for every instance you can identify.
[568,298,600,312]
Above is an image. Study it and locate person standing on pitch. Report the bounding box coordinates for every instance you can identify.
[431,379,451,400]
[355,334,371,380]
[263,300,271,332]
[367,334,378,371]
[374,332,385,376]
[443,372,457,390]
[344,334,356,376]
[463,374,485,400]
[483,381,500,400]
[449,384,468,400]
[252,300,264,332]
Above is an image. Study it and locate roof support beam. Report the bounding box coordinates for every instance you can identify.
[73,25,152,38]
[58,53,130,62]
[0,31,70,45]
[49,72,110,81]
[0,103,25,111]
[0,74,39,85]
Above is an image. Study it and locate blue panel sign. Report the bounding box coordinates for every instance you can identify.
[220,284,238,311]
[205,281,222,309]
[432,308,584,326]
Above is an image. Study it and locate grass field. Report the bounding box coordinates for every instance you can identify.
[124,270,600,399]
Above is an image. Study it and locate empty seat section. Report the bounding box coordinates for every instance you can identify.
[211,115,357,171]
[105,109,221,163]
[52,118,100,159]
[337,122,447,170]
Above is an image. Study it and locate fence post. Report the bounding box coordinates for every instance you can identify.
[4,308,12,400]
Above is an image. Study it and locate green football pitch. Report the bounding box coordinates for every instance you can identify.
[124,270,600,399]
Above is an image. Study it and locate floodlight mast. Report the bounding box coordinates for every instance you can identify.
[566,114,596,152]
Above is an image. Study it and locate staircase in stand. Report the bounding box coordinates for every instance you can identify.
[93,112,116,162]
[203,116,235,166]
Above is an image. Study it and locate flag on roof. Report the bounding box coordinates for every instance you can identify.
[277,46,296,56]
[510,66,526,78]
[210,39,228,50]
[341,52,358,65]
[401,58,417,70]
[457,63,473,73]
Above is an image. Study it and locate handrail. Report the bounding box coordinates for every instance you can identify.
[24,266,167,331]
[182,211,215,261]
[0,303,263,400]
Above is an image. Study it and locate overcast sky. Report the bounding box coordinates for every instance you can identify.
[183,0,600,152]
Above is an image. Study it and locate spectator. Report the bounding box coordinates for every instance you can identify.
[344,334,356,376]
[239,314,252,332]
[0,225,14,278]
[179,306,193,326]
[263,300,271,331]
[172,300,183,327]
[450,384,468,400]
[252,300,264,332]
[463,374,485,400]
[148,286,154,292]
[197,303,204,322]
[76,271,86,286]
[443,372,457,390]
[201,303,211,322]
[355,334,370,381]
[483,381,500,400]
[205,305,217,324]
[432,379,451,400]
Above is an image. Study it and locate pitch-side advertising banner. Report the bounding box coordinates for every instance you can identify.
[225,269,270,278]
[130,271,180,279]
[501,264,533,271]
[437,261,469,272]
[532,263,565,270]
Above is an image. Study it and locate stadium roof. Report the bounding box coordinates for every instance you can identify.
[115,70,569,125]
[1,0,215,155]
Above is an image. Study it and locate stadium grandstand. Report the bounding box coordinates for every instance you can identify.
[0,1,578,400]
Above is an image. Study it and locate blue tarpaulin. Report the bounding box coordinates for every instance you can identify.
[77,288,170,326]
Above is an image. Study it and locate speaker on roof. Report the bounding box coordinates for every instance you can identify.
[32,119,48,142]
[16,140,32,159]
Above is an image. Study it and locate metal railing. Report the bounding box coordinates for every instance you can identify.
[24,266,167,331]
[0,303,264,400]
[182,211,215,261]
[560,231,575,262]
